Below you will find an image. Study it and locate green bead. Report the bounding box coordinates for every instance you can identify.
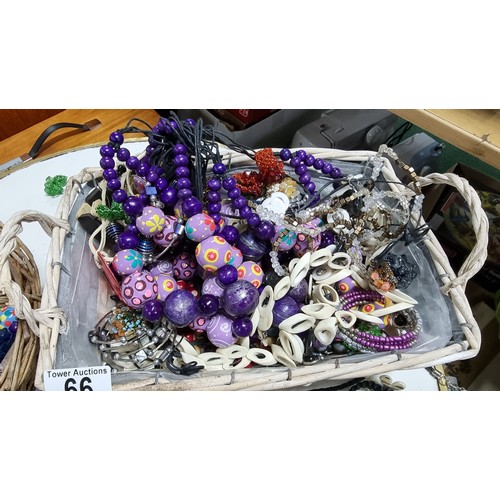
[44,175,68,196]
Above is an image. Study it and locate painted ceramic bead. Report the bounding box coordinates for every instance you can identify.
[237,261,264,288]
[185,213,217,242]
[149,260,173,276]
[163,290,200,327]
[121,270,158,309]
[156,274,178,301]
[272,296,300,327]
[0,306,17,362]
[112,249,144,276]
[176,280,200,298]
[189,315,209,333]
[228,246,243,268]
[293,222,322,257]
[201,276,225,298]
[271,225,297,251]
[336,276,359,295]
[222,280,260,317]
[136,206,167,237]
[153,215,180,247]
[206,314,236,348]
[172,252,198,281]
[195,235,233,272]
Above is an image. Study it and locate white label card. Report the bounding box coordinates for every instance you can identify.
[43,366,112,391]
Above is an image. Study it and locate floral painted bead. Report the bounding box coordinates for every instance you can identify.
[136,206,166,237]
[206,314,236,348]
[156,274,178,301]
[172,252,198,281]
[293,221,322,257]
[185,213,217,242]
[121,270,158,309]
[189,315,210,333]
[195,235,233,272]
[271,225,297,251]
[112,249,144,276]
[237,261,264,288]
[153,215,180,247]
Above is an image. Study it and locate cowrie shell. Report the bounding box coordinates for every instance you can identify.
[335,310,356,328]
[231,356,252,369]
[176,337,199,357]
[290,252,311,287]
[271,344,296,368]
[217,345,249,359]
[312,265,334,283]
[309,248,332,268]
[258,285,275,314]
[351,309,384,325]
[273,276,291,300]
[314,318,338,346]
[198,352,229,365]
[238,336,251,349]
[247,348,277,366]
[279,331,304,363]
[313,284,340,306]
[380,289,418,305]
[278,313,316,334]
[301,302,336,320]
[322,268,353,285]
[328,252,351,270]
[258,311,273,332]
[250,308,260,336]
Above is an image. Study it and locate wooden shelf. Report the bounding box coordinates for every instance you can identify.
[390,109,500,170]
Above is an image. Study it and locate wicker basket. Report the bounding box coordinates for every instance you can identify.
[27,147,488,391]
[0,214,68,390]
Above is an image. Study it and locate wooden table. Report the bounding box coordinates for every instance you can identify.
[0,109,160,177]
[390,109,500,170]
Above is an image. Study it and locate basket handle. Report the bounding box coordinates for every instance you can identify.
[419,172,490,293]
[0,210,71,336]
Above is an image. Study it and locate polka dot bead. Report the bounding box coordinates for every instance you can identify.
[195,235,233,272]
[360,299,385,314]
[237,261,264,288]
[172,252,198,281]
[228,246,243,268]
[121,271,158,309]
[136,206,167,237]
[206,314,236,348]
[293,222,321,257]
[156,274,178,301]
[153,215,180,247]
[112,249,144,276]
[189,315,209,333]
[185,213,217,242]
[336,276,358,295]
[0,306,16,331]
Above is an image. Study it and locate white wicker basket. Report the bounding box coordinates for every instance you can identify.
[20,147,488,391]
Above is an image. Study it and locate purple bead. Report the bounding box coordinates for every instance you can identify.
[299,173,311,185]
[182,197,203,217]
[126,156,140,171]
[117,147,131,162]
[222,177,236,190]
[146,171,159,183]
[100,144,115,157]
[185,118,196,126]
[228,187,241,199]
[177,177,192,189]
[156,177,168,191]
[109,131,124,145]
[112,189,127,203]
[237,229,268,261]
[198,294,220,316]
[320,230,336,248]
[247,213,261,227]
[146,145,155,155]
[173,143,187,155]
[272,296,300,327]
[232,196,247,210]
[126,224,140,234]
[174,154,189,166]
[122,196,144,217]
[137,163,149,177]
[295,149,307,160]
[139,193,149,204]
[117,231,139,250]
[254,220,276,240]
[212,213,222,224]
[222,280,259,317]
[178,188,193,200]
[288,279,308,303]
[207,202,221,214]
[280,148,292,161]
[232,317,253,338]
[221,225,239,244]
[322,162,333,175]
[142,299,164,322]
[217,264,239,286]
[331,167,342,179]
[239,206,252,219]
[305,154,315,166]
[202,276,225,297]
[141,157,151,166]
[107,178,121,191]
[100,156,115,169]
[305,182,316,193]
[212,163,226,174]
[295,164,307,175]
[175,166,190,178]
[290,157,301,168]
[314,158,325,170]
[102,168,118,181]
[206,314,236,348]
[163,290,200,328]
[207,178,222,191]
[207,191,220,203]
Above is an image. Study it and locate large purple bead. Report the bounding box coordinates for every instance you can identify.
[182,197,203,217]
[288,279,308,303]
[163,290,199,328]
[272,296,300,327]
[122,196,144,217]
[222,280,259,317]
[237,229,268,261]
